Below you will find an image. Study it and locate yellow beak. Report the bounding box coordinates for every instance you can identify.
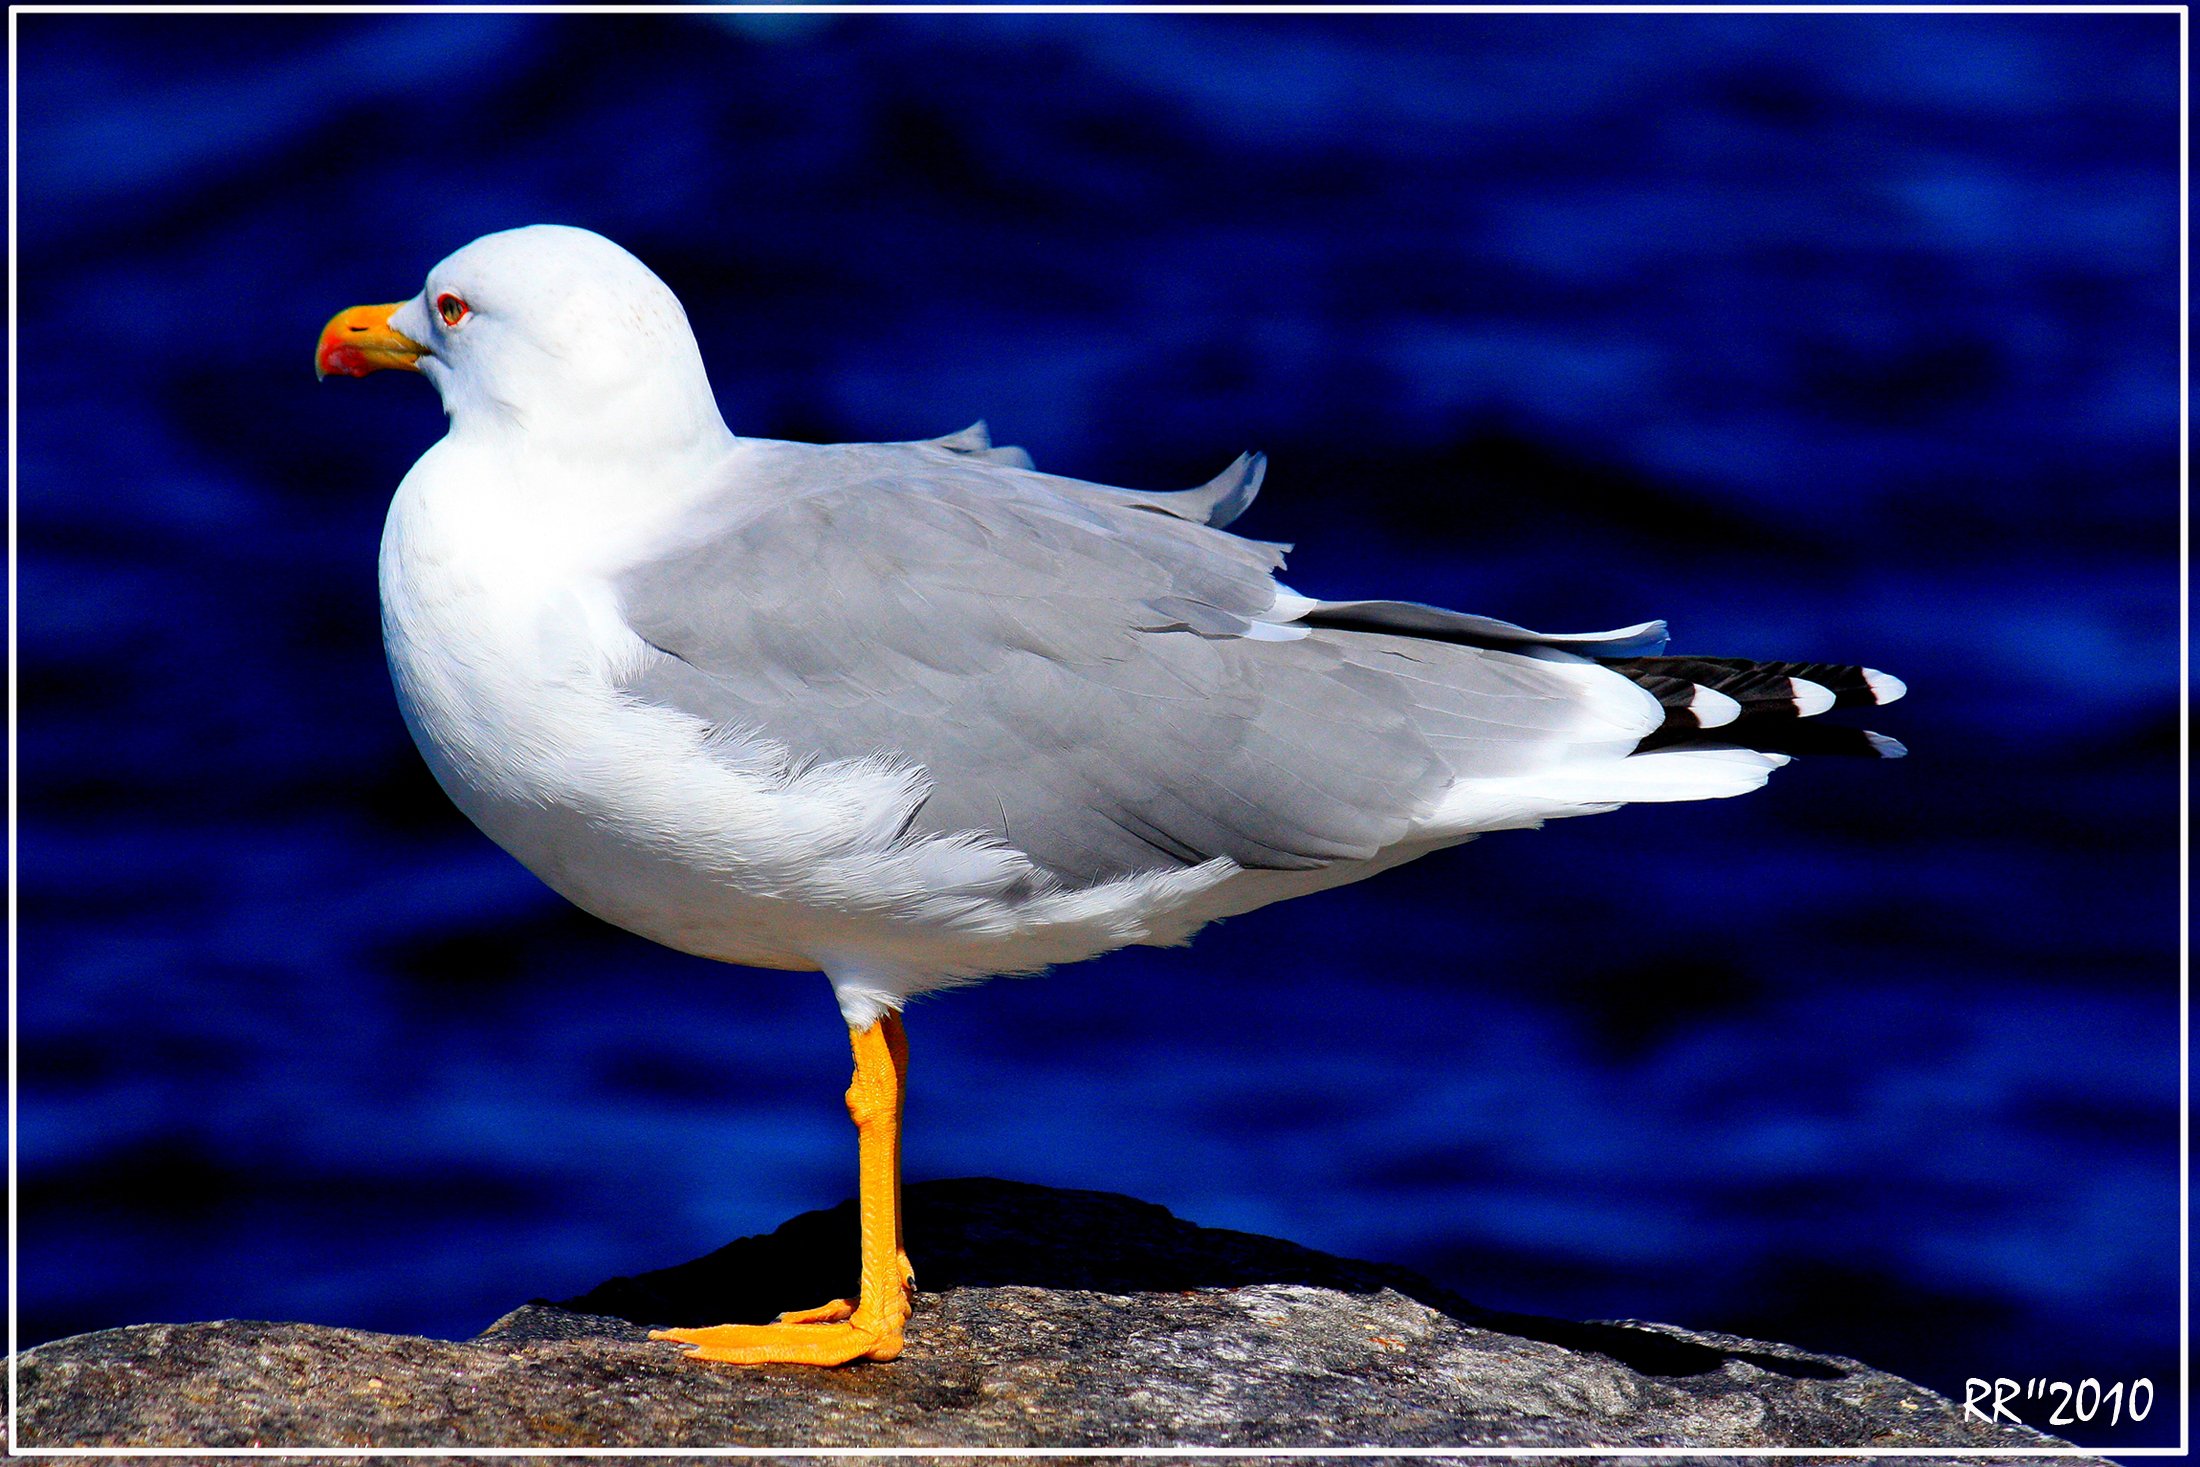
[316,302,427,380]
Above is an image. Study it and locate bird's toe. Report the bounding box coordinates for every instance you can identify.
[775,1297,858,1325]
[649,1319,901,1366]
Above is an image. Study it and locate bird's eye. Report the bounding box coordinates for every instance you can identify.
[436,293,469,326]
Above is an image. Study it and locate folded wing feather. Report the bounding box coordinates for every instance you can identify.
[614,441,1664,890]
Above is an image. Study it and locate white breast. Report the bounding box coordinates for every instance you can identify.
[376,441,828,971]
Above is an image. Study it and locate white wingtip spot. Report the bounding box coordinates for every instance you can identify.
[1689,683,1742,729]
[1862,668,1907,705]
[1866,731,1907,759]
[1789,677,1836,718]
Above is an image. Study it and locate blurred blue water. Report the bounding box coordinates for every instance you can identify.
[13,11,2182,1450]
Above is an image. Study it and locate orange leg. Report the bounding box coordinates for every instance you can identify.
[651,1013,912,1365]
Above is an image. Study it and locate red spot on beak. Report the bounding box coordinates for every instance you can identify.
[318,340,377,378]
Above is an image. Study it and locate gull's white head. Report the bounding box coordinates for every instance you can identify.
[317,225,730,457]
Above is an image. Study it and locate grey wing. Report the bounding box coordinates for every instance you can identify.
[615,444,1639,887]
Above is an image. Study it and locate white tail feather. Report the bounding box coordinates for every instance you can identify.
[1431,746,1788,834]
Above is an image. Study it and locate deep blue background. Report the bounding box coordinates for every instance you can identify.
[13,11,2183,1450]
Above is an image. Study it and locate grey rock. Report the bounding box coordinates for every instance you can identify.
[9,1179,2102,1461]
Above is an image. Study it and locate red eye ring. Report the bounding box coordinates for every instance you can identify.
[436,293,469,326]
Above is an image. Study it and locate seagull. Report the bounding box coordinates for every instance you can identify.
[317,224,1905,1366]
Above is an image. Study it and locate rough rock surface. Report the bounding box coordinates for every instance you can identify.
[11,1179,2101,1460]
